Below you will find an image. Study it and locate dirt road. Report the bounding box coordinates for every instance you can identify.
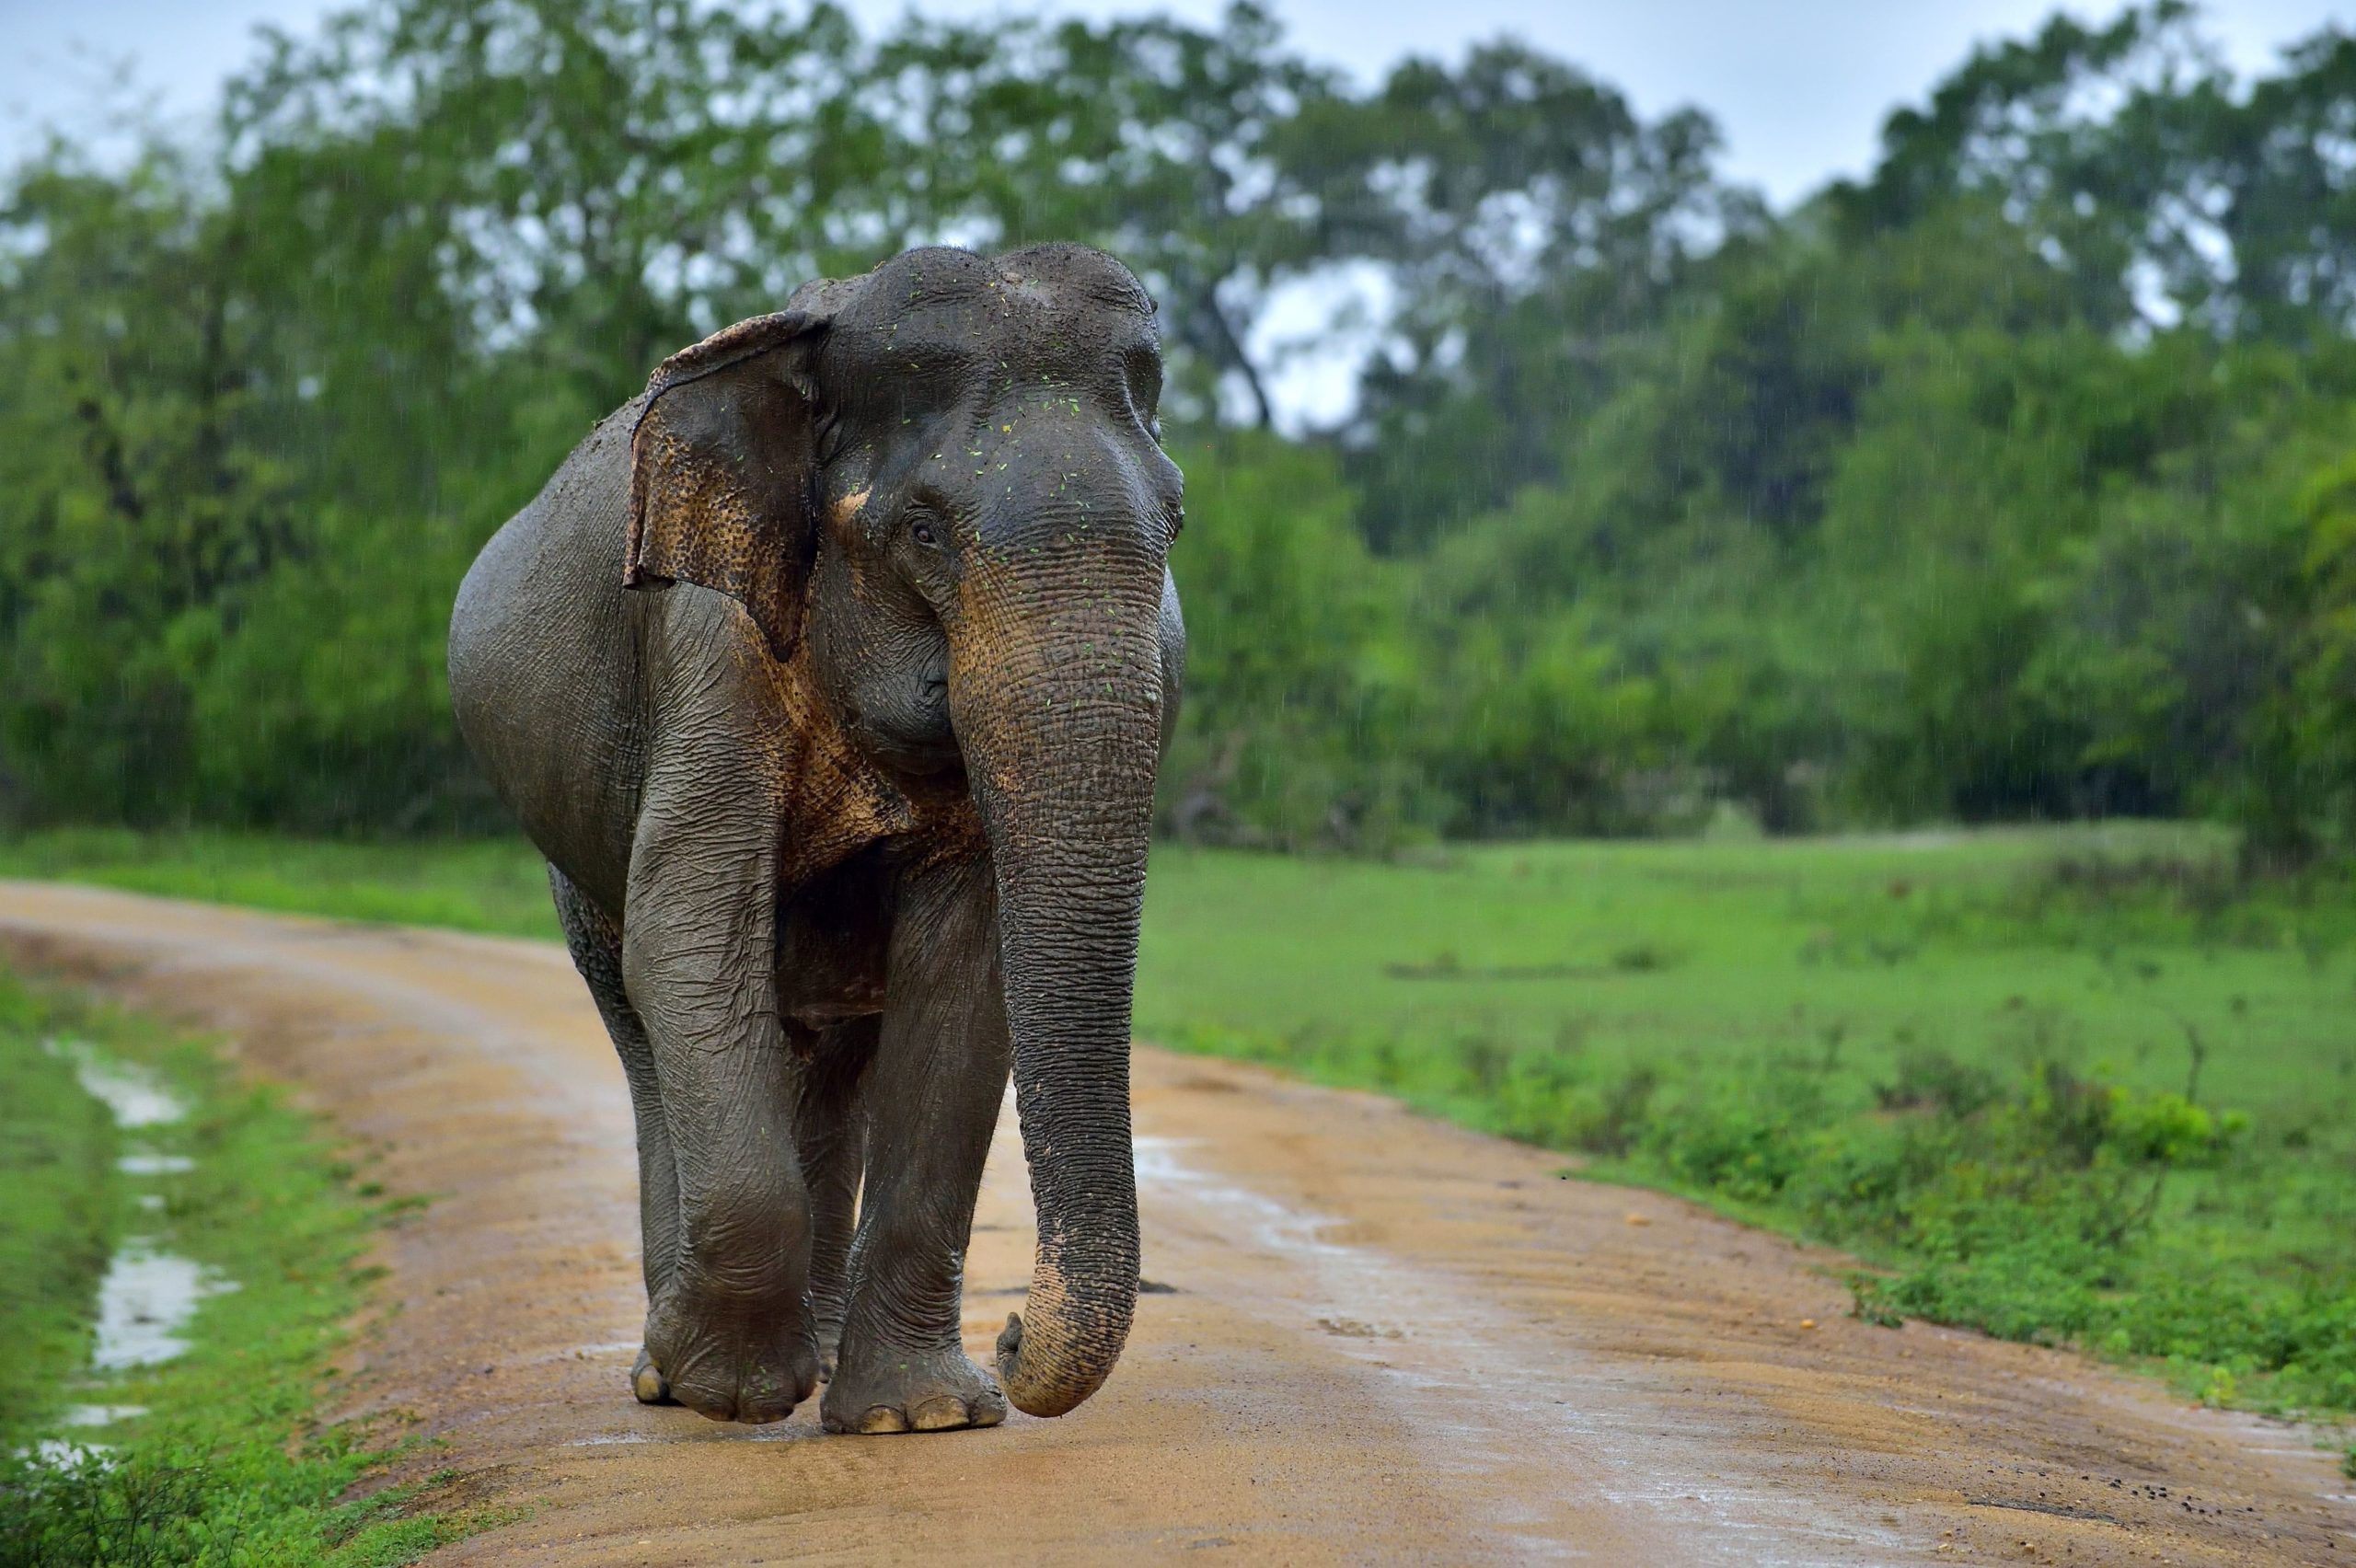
[2,882,2350,1563]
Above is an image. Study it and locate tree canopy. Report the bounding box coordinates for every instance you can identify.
[5,0,2356,858]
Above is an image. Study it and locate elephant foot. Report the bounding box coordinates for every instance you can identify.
[642,1286,820,1424]
[820,1343,1007,1435]
[630,1346,676,1405]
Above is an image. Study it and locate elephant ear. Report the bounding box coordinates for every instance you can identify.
[622,309,829,661]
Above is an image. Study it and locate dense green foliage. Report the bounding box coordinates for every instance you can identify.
[6,1,2356,852]
[13,825,2356,1422]
[0,968,480,1566]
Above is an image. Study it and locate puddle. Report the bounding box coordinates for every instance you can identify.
[28,1438,111,1469]
[62,1404,148,1427]
[29,1039,239,1459]
[92,1239,239,1369]
[46,1038,187,1126]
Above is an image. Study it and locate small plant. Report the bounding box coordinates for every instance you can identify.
[1571,1066,1659,1159]
[1608,940,1684,974]
[1875,1046,1999,1116]
[2035,851,2243,917]
[1847,1274,1907,1328]
[1456,1035,1511,1094]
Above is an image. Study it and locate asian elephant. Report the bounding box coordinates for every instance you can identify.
[446,243,1184,1435]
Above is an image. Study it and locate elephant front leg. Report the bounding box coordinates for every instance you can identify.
[821,858,1012,1435]
[623,841,822,1424]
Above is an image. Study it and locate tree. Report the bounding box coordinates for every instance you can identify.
[1299,42,1759,548]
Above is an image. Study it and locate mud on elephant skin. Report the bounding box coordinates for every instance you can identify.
[447,243,1185,1434]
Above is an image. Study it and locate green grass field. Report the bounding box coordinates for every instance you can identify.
[1139,828,2350,1170]
[6,824,2353,1436]
[0,829,561,938]
[0,968,494,1566]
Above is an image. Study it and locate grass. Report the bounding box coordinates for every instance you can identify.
[0,965,496,1566]
[0,829,560,939]
[5,823,2354,1435]
[0,989,120,1448]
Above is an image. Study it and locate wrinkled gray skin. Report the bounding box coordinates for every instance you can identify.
[447,244,1184,1435]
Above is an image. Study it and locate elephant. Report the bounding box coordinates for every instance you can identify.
[446,242,1185,1435]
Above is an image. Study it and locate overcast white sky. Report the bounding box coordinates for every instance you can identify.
[4,0,2350,205]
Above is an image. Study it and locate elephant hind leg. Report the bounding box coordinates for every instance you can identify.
[549,865,681,1404]
[795,1018,876,1379]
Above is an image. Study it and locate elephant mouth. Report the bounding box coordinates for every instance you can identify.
[841,694,960,778]
[861,730,962,778]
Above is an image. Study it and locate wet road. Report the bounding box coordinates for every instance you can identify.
[2,881,2349,1564]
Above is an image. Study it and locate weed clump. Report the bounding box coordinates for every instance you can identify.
[1583,1048,2350,1416]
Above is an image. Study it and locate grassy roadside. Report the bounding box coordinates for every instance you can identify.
[0,986,120,1448]
[0,964,491,1566]
[6,825,2354,1450]
[0,830,560,940]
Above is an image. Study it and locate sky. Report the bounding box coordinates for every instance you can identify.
[3,0,2349,206]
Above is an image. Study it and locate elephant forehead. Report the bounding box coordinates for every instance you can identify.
[837,302,1154,378]
[851,242,1151,317]
[835,250,1156,383]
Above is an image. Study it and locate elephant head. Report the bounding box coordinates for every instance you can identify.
[620,244,1184,1417]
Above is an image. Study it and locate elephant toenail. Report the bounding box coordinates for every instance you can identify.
[632,1360,670,1404]
[910,1396,969,1431]
[857,1405,911,1435]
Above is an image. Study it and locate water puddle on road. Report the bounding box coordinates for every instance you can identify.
[62,1404,149,1427]
[49,1037,188,1127]
[25,1040,240,1455]
[91,1239,238,1369]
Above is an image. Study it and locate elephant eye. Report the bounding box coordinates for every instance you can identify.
[909,519,940,548]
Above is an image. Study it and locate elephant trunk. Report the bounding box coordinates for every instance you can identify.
[954,572,1163,1418]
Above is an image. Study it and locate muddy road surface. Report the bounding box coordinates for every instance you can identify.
[2,882,2350,1564]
